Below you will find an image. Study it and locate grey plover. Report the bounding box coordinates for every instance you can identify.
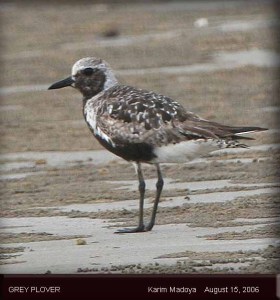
[48,57,267,233]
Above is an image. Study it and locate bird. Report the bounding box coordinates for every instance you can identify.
[48,57,267,234]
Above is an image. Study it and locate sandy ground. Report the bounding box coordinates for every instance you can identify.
[0,1,280,274]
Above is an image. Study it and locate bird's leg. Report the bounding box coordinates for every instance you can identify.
[145,164,163,231]
[115,162,145,233]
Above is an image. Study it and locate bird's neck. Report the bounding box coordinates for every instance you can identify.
[103,68,118,91]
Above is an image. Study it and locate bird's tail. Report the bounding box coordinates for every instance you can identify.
[227,126,268,140]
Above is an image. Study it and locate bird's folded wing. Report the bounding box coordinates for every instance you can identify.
[94,93,218,147]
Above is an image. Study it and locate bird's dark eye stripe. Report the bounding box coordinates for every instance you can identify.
[82,68,94,76]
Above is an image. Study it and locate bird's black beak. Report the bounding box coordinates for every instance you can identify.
[48,76,74,90]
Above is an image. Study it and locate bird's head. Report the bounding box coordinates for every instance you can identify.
[48,57,118,98]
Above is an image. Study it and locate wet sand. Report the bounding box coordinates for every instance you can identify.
[0,1,279,274]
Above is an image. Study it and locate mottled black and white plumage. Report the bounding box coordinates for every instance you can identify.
[49,57,267,233]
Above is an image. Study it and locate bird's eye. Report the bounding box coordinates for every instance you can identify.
[82,68,94,76]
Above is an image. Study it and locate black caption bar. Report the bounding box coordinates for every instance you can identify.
[0,274,278,300]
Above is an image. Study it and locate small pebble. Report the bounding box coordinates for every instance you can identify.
[35,159,47,165]
[76,238,87,245]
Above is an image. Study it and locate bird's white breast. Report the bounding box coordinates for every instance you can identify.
[84,102,115,146]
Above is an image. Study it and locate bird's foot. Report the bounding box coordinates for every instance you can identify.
[114,225,145,234]
[144,223,154,232]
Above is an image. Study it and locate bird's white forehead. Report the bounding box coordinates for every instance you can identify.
[71,57,107,76]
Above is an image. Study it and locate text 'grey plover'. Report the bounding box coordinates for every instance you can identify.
[48,57,267,233]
